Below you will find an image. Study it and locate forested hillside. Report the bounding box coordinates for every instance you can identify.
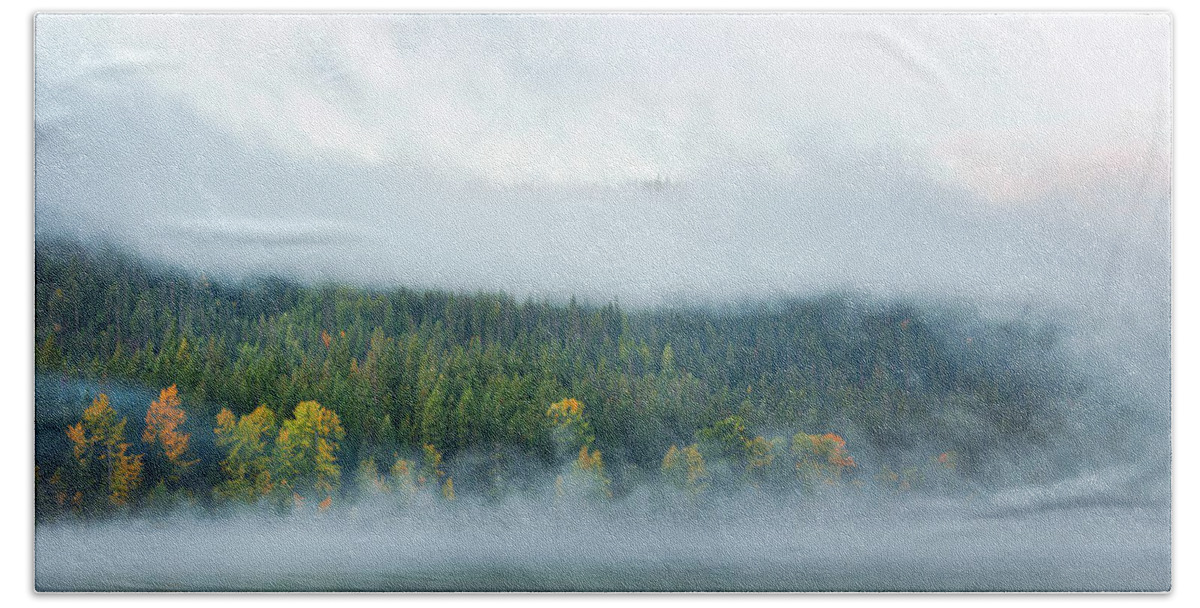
[35,240,1079,518]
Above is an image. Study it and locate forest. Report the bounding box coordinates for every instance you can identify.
[34,240,1082,520]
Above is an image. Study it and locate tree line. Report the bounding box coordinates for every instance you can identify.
[35,240,1077,518]
[38,384,961,519]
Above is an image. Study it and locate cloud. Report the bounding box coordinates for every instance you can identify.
[172,217,357,246]
[33,14,1171,309]
[37,15,1170,190]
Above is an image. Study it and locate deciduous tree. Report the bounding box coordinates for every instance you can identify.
[143,385,198,484]
[274,400,346,498]
[792,432,856,486]
[213,405,277,503]
[65,393,144,508]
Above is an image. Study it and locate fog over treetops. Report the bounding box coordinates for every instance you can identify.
[35,14,1169,310]
[33,13,1172,592]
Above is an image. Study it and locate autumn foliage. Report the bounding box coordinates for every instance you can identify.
[43,385,944,517]
[274,401,346,498]
[36,245,1062,520]
[545,398,612,499]
[791,432,857,486]
[546,397,594,451]
[546,397,584,426]
[65,393,144,507]
[143,385,198,481]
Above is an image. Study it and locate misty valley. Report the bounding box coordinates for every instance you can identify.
[32,241,1169,591]
[28,9,1174,593]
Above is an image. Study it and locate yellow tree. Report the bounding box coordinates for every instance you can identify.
[553,444,613,500]
[574,444,612,498]
[213,405,278,503]
[143,385,198,484]
[546,398,593,452]
[274,401,346,499]
[65,393,144,507]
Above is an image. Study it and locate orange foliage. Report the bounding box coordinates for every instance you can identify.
[321,330,332,349]
[807,433,856,468]
[792,431,856,486]
[67,394,112,460]
[546,398,584,426]
[215,408,236,435]
[143,385,196,471]
[65,421,86,460]
[318,496,332,512]
[576,444,603,472]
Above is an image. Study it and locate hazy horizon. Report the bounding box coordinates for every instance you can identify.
[35,14,1170,313]
[33,14,1172,592]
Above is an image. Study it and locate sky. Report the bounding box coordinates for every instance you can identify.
[26,14,1177,593]
[33,13,1171,312]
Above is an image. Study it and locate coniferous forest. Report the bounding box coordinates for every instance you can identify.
[33,240,1086,520]
[31,13,1171,593]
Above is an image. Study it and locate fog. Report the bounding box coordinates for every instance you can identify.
[33,352,1172,591]
[35,492,1169,592]
[33,14,1171,592]
[34,14,1170,310]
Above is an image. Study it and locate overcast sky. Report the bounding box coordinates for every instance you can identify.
[34,13,1171,312]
